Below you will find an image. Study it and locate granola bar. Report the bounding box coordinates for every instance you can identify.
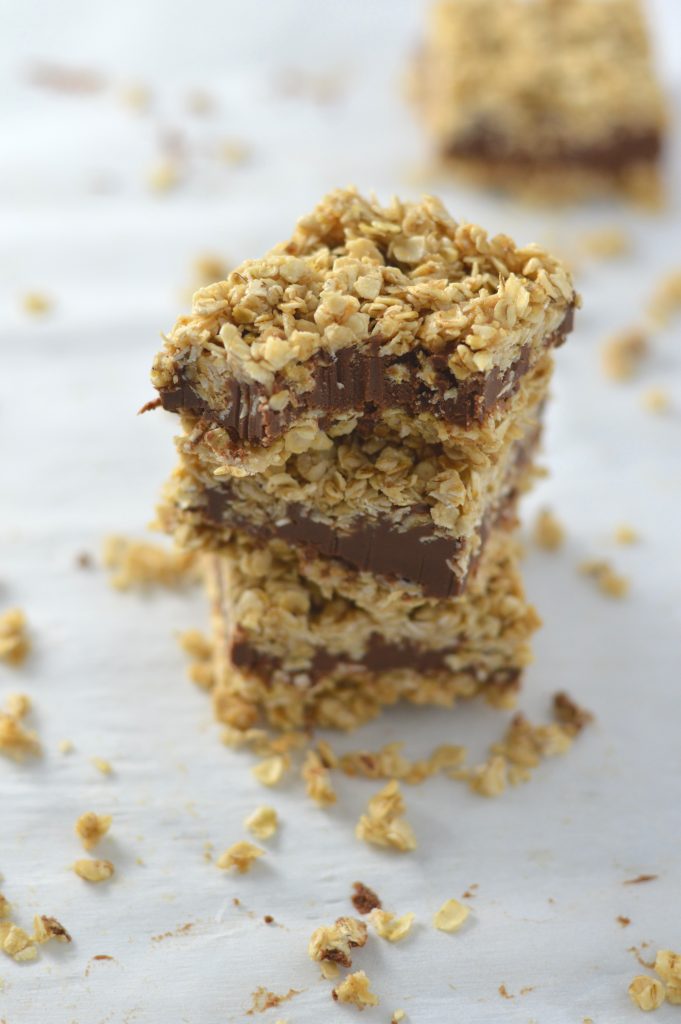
[412,0,666,203]
[205,528,539,731]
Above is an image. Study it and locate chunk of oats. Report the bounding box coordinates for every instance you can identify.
[614,524,640,545]
[368,908,415,942]
[433,899,470,933]
[244,806,278,840]
[0,609,30,665]
[332,970,379,1009]
[75,811,112,851]
[91,757,113,775]
[252,755,288,787]
[355,781,416,852]
[21,292,52,316]
[468,754,507,797]
[654,949,681,984]
[308,916,367,969]
[33,915,72,944]
[641,388,671,414]
[533,508,565,551]
[102,536,198,590]
[579,559,630,598]
[73,858,115,883]
[0,711,41,761]
[301,749,337,807]
[216,841,265,874]
[601,329,648,381]
[627,975,665,1011]
[2,925,35,960]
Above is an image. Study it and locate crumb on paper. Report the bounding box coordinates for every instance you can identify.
[641,388,671,414]
[581,226,630,260]
[186,89,215,115]
[351,882,381,915]
[627,975,665,1011]
[1,924,37,961]
[552,692,594,736]
[216,841,265,874]
[76,551,93,569]
[5,694,30,719]
[58,739,74,754]
[178,629,214,691]
[654,950,681,984]
[308,916,367,970]
[320,960,340,980]
[91,757,113,775]
[533,508,565,551]
[579,559,630,598]
[614,523,640,545]
[218,139,252,166]
[147,160,182,193]
[75,811,112,851]
[617,915,632,927]
[355,780,416,852]
[623,874,658,886]
[27,61,104,93]
[0,896,10,918]
[0,609,30,665]
[21,292,53,316]
[73,858,115,883]
[498,984,514,999]
[301,749,336,807]
[33,915,72,945]
[392,1012,407,1023]
[244,806,278,840]
[648,270,681,325]
[245,986,300,1015]
[332,970,379,1009]
[252,755,289,787]
[119,82,151,111]
[191,254,230,287]
[601,328,648,382]
[102,536,198,590]
[368,908,415,942]
[468,753,507,797]
[0,698,41,762]
[433,899,470,933]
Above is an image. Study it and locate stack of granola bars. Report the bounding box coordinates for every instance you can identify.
[150,188,576,731]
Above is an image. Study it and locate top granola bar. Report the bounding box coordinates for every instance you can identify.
[151,188,575,459]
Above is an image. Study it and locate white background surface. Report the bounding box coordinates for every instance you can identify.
[1,2,680,1022]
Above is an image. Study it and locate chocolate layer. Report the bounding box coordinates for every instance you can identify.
[230,628,521,691]
[159,308,573,445]
[444,127,662,172]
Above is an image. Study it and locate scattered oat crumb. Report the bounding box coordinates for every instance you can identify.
[0,896,10,919]
[58,739,74,754]
[433,899,470,933]
[151,922,193,943]
[119,82,151,111]
[351,882,381,916]
[641,388,671,414]
[186,89,215,115]
[308,917,367,970]
[614,524,640,545]
[581,226,630,260]
[391,1012,406,1023]
[301,749,336,806]
[33,915,71,945]
[246,986,300,1015]
[468,754,507,797]
[552,692,594,736]
[75,812,112,851]
[21,291,53,316]
[627,975,665,1011]
[629,945,657,970]
[332,970,379,1009]
[654,950,681,985]
[263,915,274,925]
[147,161,182,193]
[5,693,30,719]
[73,859,115,883]
[648,270,681,325]
[27,61,104,93]
[624,874,658,886]
[617,916,632,927]
[252,755,288,787]
[103,536,198,590]
[0,609,30,665]
[498,984,514,1000]
[355,781,416,852]
[191,254,230,287]
[320,960,340,980]
[218,138,252,166]
[601,328,648,382]
[91,757,113,775]
[0,697,41,761]
[579,559,630,598]
[178,629,214,690]
[216,841,265,874]
[244,806,278,840]
[533,508,565,551]
[76,551,93,568]
[1,924,36,961]
[369,908,415,942]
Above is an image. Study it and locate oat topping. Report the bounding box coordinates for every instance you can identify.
[601,328,648,381]
[0,609,30,665]
[252,754,289,787]
[244,806,278,840]
[433,899,470,933]
[533,508,565,551]
[641,388,671,414]
[355,781,417,852]
[351,882,381,916]
[627,975,665,1011]
[308,916,368,969]
[73,859,115,883]
[216,841,265,873]
[301,749,337,807]
[579,559,630,598]
[332,970,379,1009]
[368,908,415,942]
[102,535,199,590]
[33,915,72,945]
[75,812,112,851]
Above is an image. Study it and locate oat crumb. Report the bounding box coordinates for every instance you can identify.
[581,226,630,260]
[246,986,300,1015]
[0,698,41,761]
[0,896,10,919]
[252,754,289,787]
[579,559,630,598]
[355,780,416,852]
[301,749,336,807]
[533,508,565,551]
[641,388,671,414]
[73,859,114,883]
[601,328,648,381]
[0,609,30,665]
[648,270,681,325]
[369,908,415,942]
[392,1012,407,1023]
[308,916,367,969]
[33,915,72,944]
[614,524,640,545]
[653,949,681,985]
[627,975,665,1011]
[617,916,632,927]
[498,984,514,1000]
[332,970,379,1009]
[468,754,507,797]
[433,899,470,933]
[552,692,594,736]
[351,882,381,915]
[91,757,113,775]
[216,841,265,874]
[244,806,278,840]
[21,292,52,316]
[75,811,112,851]
[1,924,36,961]
[103,536,198,590]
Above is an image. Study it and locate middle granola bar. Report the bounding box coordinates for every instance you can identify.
[152,188,575,598]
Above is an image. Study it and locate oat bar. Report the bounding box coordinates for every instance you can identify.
[412,0,666,202]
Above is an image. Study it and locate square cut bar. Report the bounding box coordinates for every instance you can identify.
[411,0,667,203]
[206,528,540,732]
